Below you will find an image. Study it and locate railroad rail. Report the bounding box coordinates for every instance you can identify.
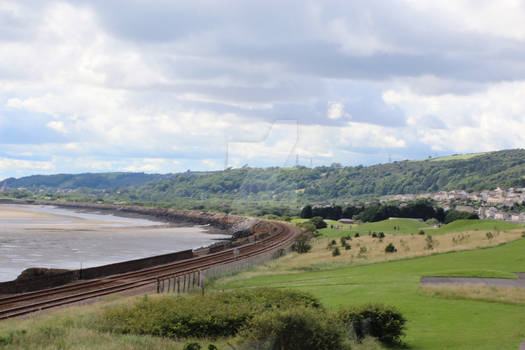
[0,220,299,320]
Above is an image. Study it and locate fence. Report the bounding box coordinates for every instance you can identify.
[156,247,289,295]
[156,270,203,295]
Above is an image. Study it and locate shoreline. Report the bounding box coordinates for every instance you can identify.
[0,200,261,289]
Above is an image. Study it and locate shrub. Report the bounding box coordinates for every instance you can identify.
[486,232,494,240]
[336,304,406,345]
[372,232,378,238]
[239,307,347,350]
[340,237,347,246]
[418,230,425,235]
[385,243,397,253]
[332,247,341,256]
[183,343,201,350]
[378,232,385,239]
[99,288,321,339]
[425,235,437,250]
[355,233,360,238]
[344,243,351,250]
[208,345,218,350]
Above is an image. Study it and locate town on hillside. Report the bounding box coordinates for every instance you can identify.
[382,187,525,223]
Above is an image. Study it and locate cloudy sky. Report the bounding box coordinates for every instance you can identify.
[1,0,525,179]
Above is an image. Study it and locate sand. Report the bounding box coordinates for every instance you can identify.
[0,204,230,282]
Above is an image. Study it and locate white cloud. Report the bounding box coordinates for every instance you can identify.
[0,158,53,171]
[1,0,525,179]
[46,120,67,133]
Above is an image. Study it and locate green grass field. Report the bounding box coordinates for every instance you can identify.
[301,218,524,238]
[429,219,524,235]
[315,218,430,238]
[215,238,525,349]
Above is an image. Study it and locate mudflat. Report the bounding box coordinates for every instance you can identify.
[0,204,230,282]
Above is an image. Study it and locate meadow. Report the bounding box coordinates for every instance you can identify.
[212,219,525,349]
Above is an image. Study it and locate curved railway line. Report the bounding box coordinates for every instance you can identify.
[0,220,299,321]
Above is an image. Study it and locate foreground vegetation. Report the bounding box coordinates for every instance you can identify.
[213,231,525,349]
[0,289,398,350]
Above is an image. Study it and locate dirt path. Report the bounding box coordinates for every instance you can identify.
[420,274,525,288]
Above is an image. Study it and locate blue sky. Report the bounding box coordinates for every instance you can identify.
[1,0,525,180]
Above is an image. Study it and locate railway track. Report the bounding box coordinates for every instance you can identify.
[0,220,299,320]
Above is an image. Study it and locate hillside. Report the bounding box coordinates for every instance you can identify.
[0,172,171,191]
[2,149,525,203]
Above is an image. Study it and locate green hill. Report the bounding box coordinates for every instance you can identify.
[2,149,525,203]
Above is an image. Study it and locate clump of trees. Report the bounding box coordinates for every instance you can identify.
[300,199,479,225]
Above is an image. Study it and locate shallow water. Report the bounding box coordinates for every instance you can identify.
[0,204,229,282]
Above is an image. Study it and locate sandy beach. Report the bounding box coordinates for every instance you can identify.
[0,204,230,282]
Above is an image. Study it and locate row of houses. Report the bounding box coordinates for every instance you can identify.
[388,187,525,206]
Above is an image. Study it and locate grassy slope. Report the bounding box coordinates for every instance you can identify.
[430,219,524,235]
[217,238,525,350]
[317,219,524,239]
[429,152,488,162]
[297,218,430,238]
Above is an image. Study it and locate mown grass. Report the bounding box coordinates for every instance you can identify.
[293,218,430,238]
[213,238,525,349]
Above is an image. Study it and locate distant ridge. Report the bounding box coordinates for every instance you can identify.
[1,149,524,202]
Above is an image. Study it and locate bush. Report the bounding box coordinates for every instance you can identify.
[385,243,397,253]
[100,288,321,339]
[344,243,351,250]
[355,233,360,238]
[239,307,347,350]
[378,232,385,239]
[336,304,406,345]
[291,234,312,253]
[418,230,425,235]
[332,247,341,256]
[183,343,201,350]
[310,216,327,229]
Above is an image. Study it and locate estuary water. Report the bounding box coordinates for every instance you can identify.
[0,204,229,282]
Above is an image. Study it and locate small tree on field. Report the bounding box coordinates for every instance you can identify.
[310,216,327,229]
[291,234,312,254]
[385,243,397,253]
[332,247,341,256]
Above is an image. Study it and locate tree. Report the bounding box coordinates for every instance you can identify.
[310,216,327,229]
[300,205,313,218]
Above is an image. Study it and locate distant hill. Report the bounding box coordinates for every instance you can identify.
[2,149,525,203]
[0,172,171,191]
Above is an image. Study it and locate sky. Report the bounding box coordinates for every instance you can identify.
[1,0,525,180]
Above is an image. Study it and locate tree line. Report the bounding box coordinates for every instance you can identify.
[300,199,479,224]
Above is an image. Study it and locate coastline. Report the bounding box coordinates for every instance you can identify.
[0,199,261,289]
